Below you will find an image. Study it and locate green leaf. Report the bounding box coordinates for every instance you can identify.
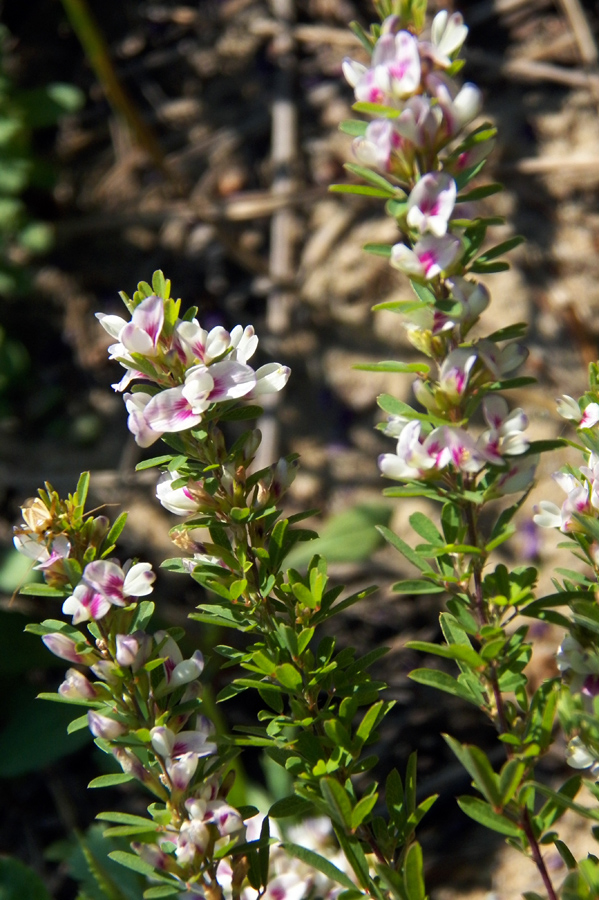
[143,888,180,898]
[476,235,525,263]
[363,243,392,257]
[275,663,302,692]
[97,812,159,829]
[135,454,176,471]
[339,120,368,137]
[376,526,434,573]
[457,183,503,202]
[281,843,356,890]
[403,842,426,900]
[107,852,162,880]
[104,512,128,549]
[353,361,430,374]
[330,184,396,198]
[444,736,501,808]
[406,641,482,667]
[0,857,52,900]
[392,579,445,595]
[19,583,67,597]
[75,471,90,509]
[321,778,353,829]
[457,796,522,836]
[88,773,134,789]
[269,795,313,819]
[470,260,510,274]
[344,163,400,194]
[409,668,479,705]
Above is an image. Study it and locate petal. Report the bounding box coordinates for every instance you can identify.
[248,363,290,397]
[132,295,164,346]
[208,360,256,400]
[145,387,203,432]
[123,562,155,597]
[96,312,127,340]
[84,560,126,602]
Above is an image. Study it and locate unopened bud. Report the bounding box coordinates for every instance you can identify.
[88,711,127,740]
[59,668,97,700]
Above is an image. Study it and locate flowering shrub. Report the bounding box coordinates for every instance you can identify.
[12,1,599,899]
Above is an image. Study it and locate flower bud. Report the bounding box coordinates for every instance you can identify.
[59,668,97,700]
[116,631,152,671]
[42,632,95,665]
[88,711,127,740]
[91,659,121,683]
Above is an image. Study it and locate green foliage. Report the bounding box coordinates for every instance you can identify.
[0,858,52,900]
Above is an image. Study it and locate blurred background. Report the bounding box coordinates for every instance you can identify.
[1,0,599,896]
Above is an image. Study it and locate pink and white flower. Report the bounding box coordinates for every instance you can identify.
[124,391,162,447]
[557,395,599,429]
[353,119,402,172]
[477,339,528,379]
[378,420,440,481]
[478,395,529,463]
[156,470,204,516]
[425,11,469,66]
[174,321,231,366]
[495,455,538,495]
[62,559,155,624]
[97,295,164,357]
[150,721,216,761]
[396,97,442,150]
[391,234,461,280]
[143,360,256,434]
[406,173,457,237]
[426,73,482,138]
[343,30,421,105]
[439,347,477,402]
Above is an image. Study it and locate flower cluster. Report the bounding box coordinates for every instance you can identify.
[97,289,290,447]
[343,11,489,282]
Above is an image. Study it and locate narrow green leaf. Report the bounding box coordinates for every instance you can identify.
[321,778,353,829]
[344,163,400,193]
[353,361,430,374]
[376,525,434,573]
[97,812,159,828]
[457,796,521,836]
[75,471,90,509]
[330,184,395,198]
[476,235,525,263]
[409,668,479,704]
[269,795,313,818]
[281,843,356,890]
[339,120,368,137]
[403,842,425,900]
[363,243,392,257]
[392,579,445,595]
[88,773,134,789]
[444,736,501,808]
[406,641,482,667]
[143,887,180,898]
